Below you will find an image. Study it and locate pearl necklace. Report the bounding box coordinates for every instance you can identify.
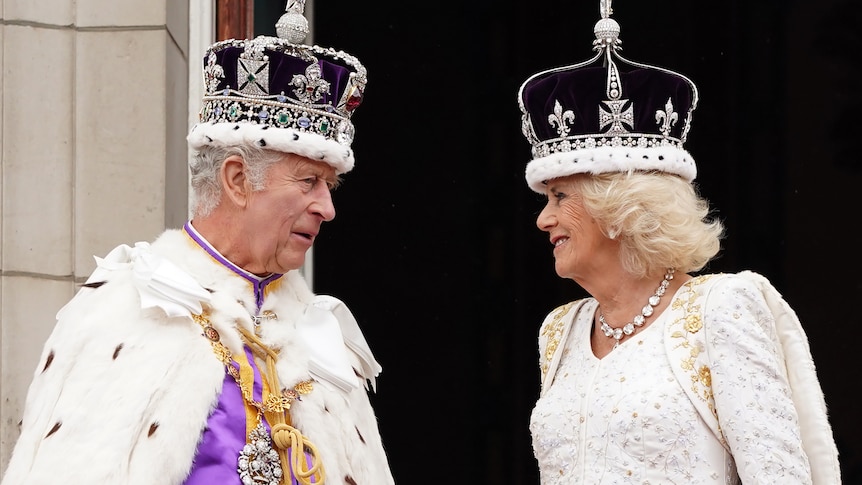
[599,268,675,349]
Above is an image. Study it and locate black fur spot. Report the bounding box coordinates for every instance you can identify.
[148,422,160,437]
[292,133,299,141]
[355,425,366,444]
[41,351,55,373]
[233,125,240,130]
[206,136,213,143]
[81,281,106,289]
[45,421,62,438]
[259,139,267,147]
[113,343,124,360]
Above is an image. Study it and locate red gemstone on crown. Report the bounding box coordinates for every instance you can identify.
[346,90,363,111]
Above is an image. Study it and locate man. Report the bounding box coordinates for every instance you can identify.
[1,3,395,484]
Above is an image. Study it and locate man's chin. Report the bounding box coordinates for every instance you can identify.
[276,252,307,274]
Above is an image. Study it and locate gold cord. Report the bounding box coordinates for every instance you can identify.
[238,326,325,484]
[194,313,326,485]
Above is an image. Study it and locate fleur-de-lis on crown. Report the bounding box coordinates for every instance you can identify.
[548,100,575,137]
[655,98,678,136]
[291,61,331,104]
[204,51,225,94]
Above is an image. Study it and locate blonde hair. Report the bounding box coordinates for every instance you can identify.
[575,171,724,277]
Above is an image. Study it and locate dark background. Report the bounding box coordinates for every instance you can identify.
[258,1,862,483]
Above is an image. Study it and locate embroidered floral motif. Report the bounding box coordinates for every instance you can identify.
[669,276,715,407]
[540,302,575,378]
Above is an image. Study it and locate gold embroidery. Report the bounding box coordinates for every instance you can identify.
[540,302,575,378]
[668,276,714,406]
[667,274,727,447]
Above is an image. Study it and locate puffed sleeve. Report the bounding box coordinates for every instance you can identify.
[702,275,813,483]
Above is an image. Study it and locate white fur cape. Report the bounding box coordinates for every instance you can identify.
[1,229,395,485]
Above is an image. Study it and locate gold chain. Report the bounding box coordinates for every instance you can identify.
[193,312,325,484]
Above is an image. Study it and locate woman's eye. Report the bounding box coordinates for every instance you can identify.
[553,191,567,201]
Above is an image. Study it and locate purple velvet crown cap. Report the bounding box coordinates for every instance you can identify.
[187,3,367,175]
[523,67,694,147]
[517,5,699,193]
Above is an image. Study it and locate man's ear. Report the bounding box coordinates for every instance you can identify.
[221,155,252,208]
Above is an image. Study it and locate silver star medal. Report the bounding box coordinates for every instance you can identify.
[237,421,283,485]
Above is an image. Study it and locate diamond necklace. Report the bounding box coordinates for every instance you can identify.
[599,268,675,349]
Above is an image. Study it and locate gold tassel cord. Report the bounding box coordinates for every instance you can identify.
[237,326,326,485]
[194,313,326,485]
[270,423,325,483]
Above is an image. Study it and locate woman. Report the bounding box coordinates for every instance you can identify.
[517,3,840,483]
[535,171,719,360]
[532,170,813,482]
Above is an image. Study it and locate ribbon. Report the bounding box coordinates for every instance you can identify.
[294,297,358,393]
[88,242,211,318]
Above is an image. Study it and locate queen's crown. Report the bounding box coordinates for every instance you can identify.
[517,0,700,190]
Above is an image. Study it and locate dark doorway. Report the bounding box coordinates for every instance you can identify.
[248,1,862,483]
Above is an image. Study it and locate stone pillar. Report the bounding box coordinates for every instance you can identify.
[0,0,189,472]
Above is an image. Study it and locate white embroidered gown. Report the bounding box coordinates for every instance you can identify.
[530,279,814,485]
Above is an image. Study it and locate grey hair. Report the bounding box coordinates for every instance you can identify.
[575,171,725,277]
[189,144,285,218]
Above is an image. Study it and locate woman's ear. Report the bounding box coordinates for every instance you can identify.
[220,155,251,208]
